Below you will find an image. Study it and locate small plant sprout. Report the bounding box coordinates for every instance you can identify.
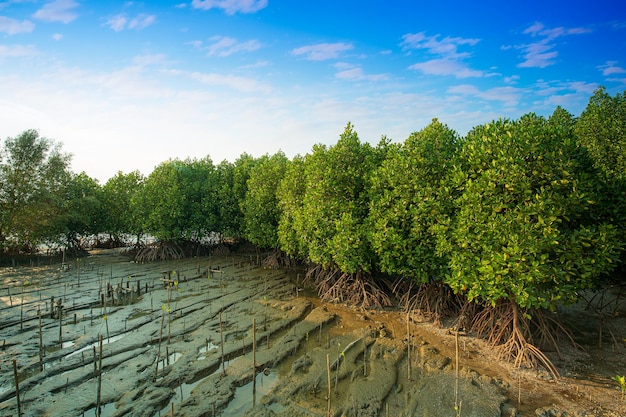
[612,375,625,401]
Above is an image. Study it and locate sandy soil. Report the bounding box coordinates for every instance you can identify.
[0,248,625,417]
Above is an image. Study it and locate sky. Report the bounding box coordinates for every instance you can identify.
[1,0,625,183]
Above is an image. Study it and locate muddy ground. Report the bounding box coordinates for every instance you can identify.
[0,248,625,417]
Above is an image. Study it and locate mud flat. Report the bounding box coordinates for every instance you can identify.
[0,249,625,416]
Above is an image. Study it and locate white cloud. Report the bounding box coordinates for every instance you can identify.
[105,14,127,32]
[187,71,271,93]
[33,0,79,24]
[447,84,525,107]
[409,59,482,78]
[202,35,262,57]
[52,33,63,40]
[401,31,483,79]
[503,75,520,84]
[335,67,388,82]
[105,13,156,31]
[191,0,268,15]
[128,14,156,30]
[606,77,626,84]
[291,42,353,61]
[401,32,479,59]
[516,22,591,68]
[534,80,598,97]
[447,84,479,95]
[238,60,269,70]
[0,44,38,58]
[598,60,626,76]
[132,53,168,67]
[0,16,35,35]
[565,81,598,94]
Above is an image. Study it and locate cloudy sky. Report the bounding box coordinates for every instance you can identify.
[1,0,625,182]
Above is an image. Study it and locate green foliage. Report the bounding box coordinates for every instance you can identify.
[443,115,622,309]
[0,129,72,252]
[215,154,258,239]
[137,157,216,242]
[62,172,103,249]
[103,171,145,240]
[612,374,626,400]
[575,88,626,274]
[575,87,626,182]
[277,155,307,258]
[297,123,382,273]
[369,119,459,282]
[242,151,288,249]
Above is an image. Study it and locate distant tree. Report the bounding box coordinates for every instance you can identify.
[188,157,220,243]
[215,154,258,239]
[575,88,626,276]
[137,158,217,242]
[102,170,145,245]
[575,87,626,182]
[137,159,189,242]
[0,129,72,254]
[242,151,288,249]
[133,157,219,260]
[62,172,103,252]
[277,155,307,258]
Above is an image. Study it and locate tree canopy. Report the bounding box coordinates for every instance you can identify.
[0,129,72,253]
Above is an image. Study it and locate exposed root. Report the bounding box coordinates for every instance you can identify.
[393,278,463,326]
[134,241,184,262]
[211,243,231,257]
[580,285,626,349]
[305,264,392,309]
[471,300,561,379]
[262,250,299,269]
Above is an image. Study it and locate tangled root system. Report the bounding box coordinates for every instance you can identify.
[393,278,464,326]
[135,241,185,263]
[471,300,570,379]
[262,250,299,269]
[305,264,392,309]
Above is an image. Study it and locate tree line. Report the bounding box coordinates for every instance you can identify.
[2,87,625,371]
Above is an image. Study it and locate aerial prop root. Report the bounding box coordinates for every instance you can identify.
[393,278,464,325]
[306,264,392,309]
[135,241,184,262]
[472,300,562,380]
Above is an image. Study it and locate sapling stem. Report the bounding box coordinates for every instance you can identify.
[326,353,331,417]
[220,311,225,375]
[407,313,411,382]
[252,317,257,406]
[97,335,103,417]
[13,360,21,417]
[455,326,460,415]
[38,310,43,371]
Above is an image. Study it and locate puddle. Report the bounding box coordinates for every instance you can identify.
[167,351,182,365]
[153,360,233,417]
[220,369,280,415]
[64,334,126,359]
[198,340,219,360]
[128,309,152,320]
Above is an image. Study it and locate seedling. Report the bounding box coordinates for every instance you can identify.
[612,375,625,401]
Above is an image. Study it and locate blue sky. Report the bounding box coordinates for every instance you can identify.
[1,0,625,182]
